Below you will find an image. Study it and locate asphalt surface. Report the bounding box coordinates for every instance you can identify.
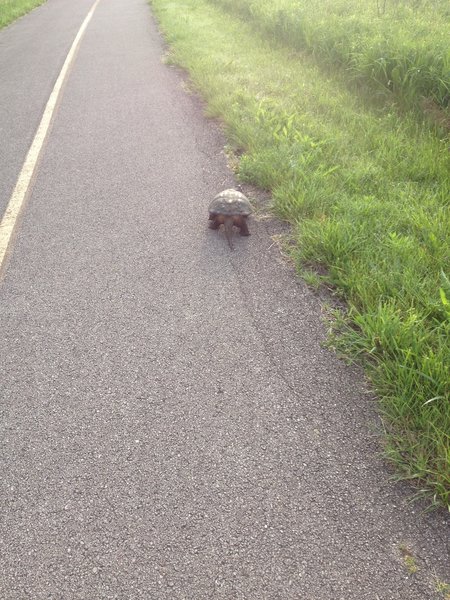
[0,0,449,598]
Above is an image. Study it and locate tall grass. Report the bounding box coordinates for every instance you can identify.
[151,0,450,507]
[0,0,45,29]
[208,0,450,114]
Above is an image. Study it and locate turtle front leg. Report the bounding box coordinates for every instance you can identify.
[238,217,250,236]
[208,215,220,230]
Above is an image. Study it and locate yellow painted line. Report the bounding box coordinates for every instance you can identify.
[0,0,101,276]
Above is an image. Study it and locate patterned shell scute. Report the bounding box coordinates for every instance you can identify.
[209,189,253,216]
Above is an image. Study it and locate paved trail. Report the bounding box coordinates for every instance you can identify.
[0,0,448,597]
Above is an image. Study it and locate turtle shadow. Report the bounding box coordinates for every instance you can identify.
[205,219,253,254]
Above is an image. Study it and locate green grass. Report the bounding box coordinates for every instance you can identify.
[150,0,450,508]
[208,0,450,115]
[0,0,45,29]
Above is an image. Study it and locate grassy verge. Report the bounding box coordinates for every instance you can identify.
[150,0,450,508]
[0,0,45,29]
[208,0,450,115]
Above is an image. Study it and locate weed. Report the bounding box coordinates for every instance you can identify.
[435,578,450,600]
[399,544,419,574]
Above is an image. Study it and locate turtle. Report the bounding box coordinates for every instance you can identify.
[208,189,252,250]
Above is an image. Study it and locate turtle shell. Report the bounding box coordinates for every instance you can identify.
[208,189,252,216]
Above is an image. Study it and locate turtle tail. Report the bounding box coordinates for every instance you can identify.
[224,216,234,250]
